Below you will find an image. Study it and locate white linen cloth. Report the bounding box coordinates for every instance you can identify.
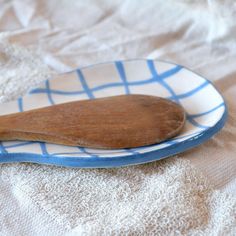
[0,0,235,235]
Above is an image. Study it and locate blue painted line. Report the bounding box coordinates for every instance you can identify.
[147,60,179,103]
[158,65,183,80]
[92,79,154,90]
[115,61,130,94]
[147,60,210,129]
[189,103,224,118]
[80,83,121,93]
[28,79,210,113]
[167,81,209,100]
[39,142,48,155]
[29,88,86,96]
[78,146,98,158]
[187,116,210,129]
[17,98,23,112]
[0,142,7,154]
[77,69,94,99]
[29,65,181,98]
[45,80,55,105]
[29,79,155,96]
[29,66,181,97]
[187,118,209,129]
[30,77,208,102]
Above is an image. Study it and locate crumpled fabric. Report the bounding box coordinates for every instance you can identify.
[0,0,236,235]
[0,155,235,235]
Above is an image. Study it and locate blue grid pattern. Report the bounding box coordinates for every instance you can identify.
[0,142,7,154]
[45,80,55,105]
[0,59,225,161]
[147,60,210,130]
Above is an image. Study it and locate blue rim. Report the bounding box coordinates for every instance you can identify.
[0,59,228,168]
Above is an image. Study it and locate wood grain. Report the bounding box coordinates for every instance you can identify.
[0,95,186,149]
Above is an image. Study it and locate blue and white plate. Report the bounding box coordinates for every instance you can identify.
[0,59,227,168]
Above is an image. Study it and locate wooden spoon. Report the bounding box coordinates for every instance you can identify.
[0,95,185,149]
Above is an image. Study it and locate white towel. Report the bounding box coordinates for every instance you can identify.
[0,0,236,235]
[0,40,235,236]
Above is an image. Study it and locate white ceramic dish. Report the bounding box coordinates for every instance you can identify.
[0,59,227,167]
